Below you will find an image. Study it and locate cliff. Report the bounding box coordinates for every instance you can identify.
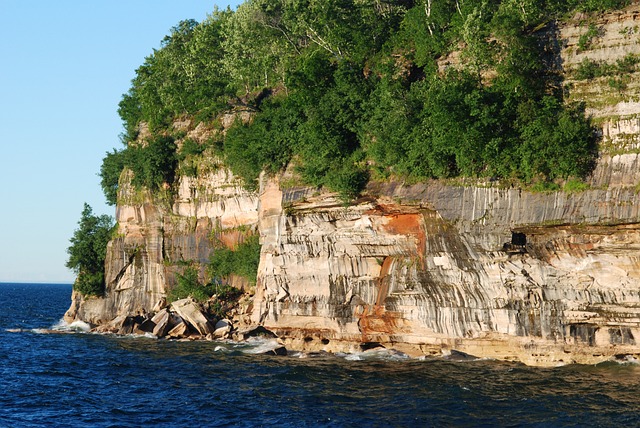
[66,5,640,366]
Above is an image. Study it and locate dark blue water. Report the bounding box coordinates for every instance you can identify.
[1,283,640,427]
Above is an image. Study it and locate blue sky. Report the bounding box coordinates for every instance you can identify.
[0,1,242,283]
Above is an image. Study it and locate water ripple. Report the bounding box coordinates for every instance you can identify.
[1,283,640,426]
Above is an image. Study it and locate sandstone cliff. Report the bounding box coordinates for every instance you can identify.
[66,6,640,366]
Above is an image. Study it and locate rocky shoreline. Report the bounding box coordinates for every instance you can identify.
[65,5,640,367]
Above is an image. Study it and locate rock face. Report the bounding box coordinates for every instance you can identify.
[65,6,640,365]
[252,181,640,365]
[64,131,260,326]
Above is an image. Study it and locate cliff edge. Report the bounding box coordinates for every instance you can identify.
[66,5,640,366]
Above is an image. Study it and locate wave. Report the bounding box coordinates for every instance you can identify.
[335,348,411,362]
[5,319,93,334]
[212,337,284,355]
[610,354,640,365]
[49,318,92,333]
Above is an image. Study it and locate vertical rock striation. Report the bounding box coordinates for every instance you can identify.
[65,159,260,326]
[66,5,640,365]
[252,181,640,365]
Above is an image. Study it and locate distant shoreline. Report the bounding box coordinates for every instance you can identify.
[0,282,72,286]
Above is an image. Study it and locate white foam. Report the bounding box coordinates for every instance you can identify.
[116,332,157,340]
[214,345,231,353]
[340,348,411,362]
[49,318,91,333]
[68,320,92,332]
[235,337,282,355]
[613,355,640,365]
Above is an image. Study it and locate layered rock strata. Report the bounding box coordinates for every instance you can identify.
[65,6,640,366]
[252,179,640,366]
[65,152,260,326]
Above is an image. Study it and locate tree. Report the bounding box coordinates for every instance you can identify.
[128,135,178,190]
[66,204,115,297]
[100,148,127,205]
[221,0,294,94]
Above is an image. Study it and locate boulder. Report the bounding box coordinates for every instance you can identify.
[212,319,233,339]
[109,315,144,335]
[443,349,478,361]
[167,320,190,338]
[151,309,172,338]
[134,318,156,335]
[152,297,168,313]
[263,346,287,356]
[170,298,215,335]
[215,319,232,330]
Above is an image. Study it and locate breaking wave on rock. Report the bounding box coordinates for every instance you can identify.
[50,318,92,333]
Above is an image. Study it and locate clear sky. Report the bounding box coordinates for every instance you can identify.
[0,1,243,283]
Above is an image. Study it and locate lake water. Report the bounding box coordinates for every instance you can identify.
[1,282,639,427]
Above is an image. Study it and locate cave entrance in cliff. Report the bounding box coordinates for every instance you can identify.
[511,232,526,246]
[503,231,527,254]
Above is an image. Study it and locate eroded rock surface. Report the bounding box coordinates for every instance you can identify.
[252,182,640,366]
[65,6,640,366]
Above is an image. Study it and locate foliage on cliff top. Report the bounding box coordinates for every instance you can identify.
[99,0,631,204]
[66,204,115,297]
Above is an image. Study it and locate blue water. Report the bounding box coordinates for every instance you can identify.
[1,283,640,427]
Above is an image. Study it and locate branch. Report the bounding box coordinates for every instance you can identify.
[424,0,433,36]
[306,25,342,59]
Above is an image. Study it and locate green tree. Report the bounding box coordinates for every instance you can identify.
[66,204,115,297]
[100,148,127,205]
[128,135,178,190]
[168,266,211,302]
[221,0,294,94]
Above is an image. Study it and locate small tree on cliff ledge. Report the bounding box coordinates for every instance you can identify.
[66,203,114,297]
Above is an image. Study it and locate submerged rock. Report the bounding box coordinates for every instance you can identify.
[263,346,287,356]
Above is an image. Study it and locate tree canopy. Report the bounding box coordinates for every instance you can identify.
[66,204,115,296]
[99,0,628,203]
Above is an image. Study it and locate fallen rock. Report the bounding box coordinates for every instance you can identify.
[443,349,478,361]
[170,298,215,335]
[213,327,231,339]
[212,319,233,339]
[167,320,190,338]
[263,346,287,356]
[113,315,140,335]
[93,324,118,334]
[152,309,172,338]
[118,317,137,334]
[134,318,156,335]
[215,319,232,330]
[152,297,168,313]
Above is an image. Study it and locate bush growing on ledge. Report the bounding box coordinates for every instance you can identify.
[209,234,261,285]
[99,135,178,205]
[66,203,115,297]
[168,266,213,303]
[168,265,244,319]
